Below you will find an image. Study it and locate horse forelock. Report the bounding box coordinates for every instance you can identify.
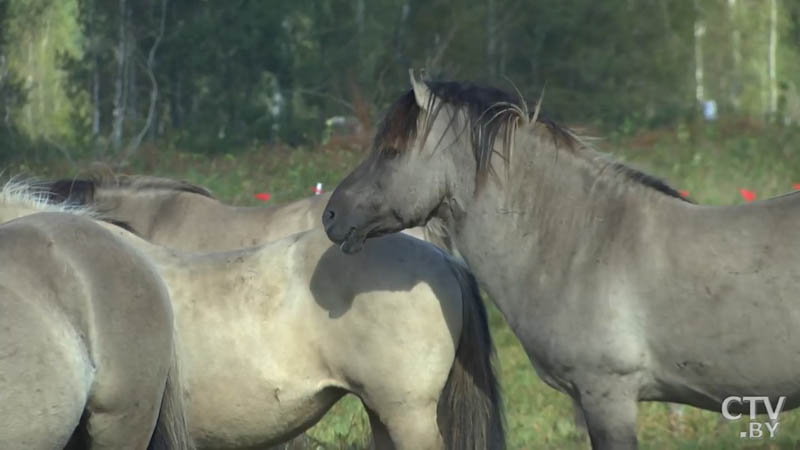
[376,81,581,183]
[374,90,421,153]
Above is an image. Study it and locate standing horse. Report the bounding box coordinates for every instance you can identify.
[0,183,192,450]
[322,71,800,450]
[43,174,456,256]
[31,179,505,449]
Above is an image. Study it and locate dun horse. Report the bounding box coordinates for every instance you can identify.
[322,71,800,449]
[0,182,192,450]
[44,173,456,256]
[37,178,504,449]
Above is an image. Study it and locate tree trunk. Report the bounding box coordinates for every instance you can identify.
[1,55,10,127]
[170,67,184,128]
[499,30,507,77]
[88,0,100,137]
[727,0,741,109]
[128,34,137,125]
[120,0,167,164]
[111,0,128,152]
[356,0,365,62]
[768,0,778,117]
[394,1,410,66]
[693,1,705,104]
[487,0,497,78]
[92,58,100,136]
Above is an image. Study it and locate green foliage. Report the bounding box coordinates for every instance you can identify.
[1,0,799,157]
[3,0,84,142]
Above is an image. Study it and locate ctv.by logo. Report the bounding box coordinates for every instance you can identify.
[721,396,786,439]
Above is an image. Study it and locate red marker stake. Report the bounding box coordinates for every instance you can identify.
[739,188,756,203]
[254,193,271,202]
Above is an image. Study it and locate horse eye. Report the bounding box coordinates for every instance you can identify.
[383,147,400,160]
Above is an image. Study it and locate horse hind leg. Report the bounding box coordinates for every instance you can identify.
[82,405,160,450]
[367,402,443,450]
[82,353,173,449]
[84,355,191,450]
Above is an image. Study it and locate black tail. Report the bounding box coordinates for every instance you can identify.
[147,337,194,450]
[437,260,505,450]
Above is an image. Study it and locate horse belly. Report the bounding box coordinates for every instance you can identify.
[188,373,343,449]
[644,282,800,407]
[180,313,344,449]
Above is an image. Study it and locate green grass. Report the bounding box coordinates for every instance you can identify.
[7,120,800,449]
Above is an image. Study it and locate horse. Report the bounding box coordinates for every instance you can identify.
[0,182,192,450]
[43,173,457,256]
[321,70,800,450]
[31,179,505,449]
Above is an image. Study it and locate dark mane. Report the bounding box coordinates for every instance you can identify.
[375,80,578,167]
[376,79,690,202]
[43,179,97,205]
[610,163,694,203]
[43,173,215,206]
[109,174,215,198]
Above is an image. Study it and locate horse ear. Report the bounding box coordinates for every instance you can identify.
[409,68,432,110]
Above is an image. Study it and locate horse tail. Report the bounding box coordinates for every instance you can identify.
[148,333,193,450]
[437,259,505,450]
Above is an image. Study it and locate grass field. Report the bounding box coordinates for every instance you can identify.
[8,119,800,449]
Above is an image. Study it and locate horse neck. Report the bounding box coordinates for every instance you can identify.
[228,193,330,245]
[448,127,672,316]
[227,203,290,241]
[95,219,182,268]
[96,189,179,237]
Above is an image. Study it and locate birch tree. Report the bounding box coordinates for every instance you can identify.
[767,0,778,117]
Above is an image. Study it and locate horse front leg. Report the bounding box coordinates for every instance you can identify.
[575,377,639,450]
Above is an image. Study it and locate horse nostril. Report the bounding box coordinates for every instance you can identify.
[324,209,335,223]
